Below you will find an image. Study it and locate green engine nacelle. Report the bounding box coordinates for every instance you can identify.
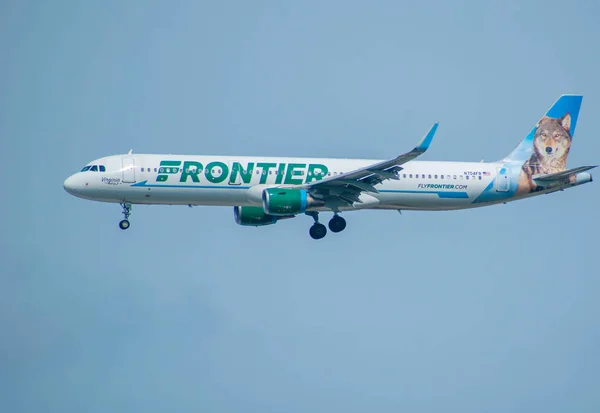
[234,206,279,226]
[262,188,313,216]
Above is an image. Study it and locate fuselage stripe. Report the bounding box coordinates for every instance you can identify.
[378,189,469,198]
[132,181,468,198]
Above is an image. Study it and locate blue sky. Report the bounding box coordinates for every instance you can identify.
[2,1,599,412]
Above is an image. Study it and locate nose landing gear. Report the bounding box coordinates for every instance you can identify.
[119,203,132,230]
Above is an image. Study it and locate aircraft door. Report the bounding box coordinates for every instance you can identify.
[122,158,136,183]
[495,167,509,192]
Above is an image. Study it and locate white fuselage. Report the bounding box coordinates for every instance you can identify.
[64,153,585,212]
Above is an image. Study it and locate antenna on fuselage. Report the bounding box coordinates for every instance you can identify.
[128,149,133,155]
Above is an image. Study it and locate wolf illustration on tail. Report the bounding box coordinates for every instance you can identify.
[518,113,573,192]
[504,95,582,194]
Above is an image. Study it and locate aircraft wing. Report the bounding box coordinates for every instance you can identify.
[291,123,439,207]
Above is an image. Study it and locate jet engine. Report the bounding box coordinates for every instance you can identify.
[262,188,323,216]
[233,206,281,226]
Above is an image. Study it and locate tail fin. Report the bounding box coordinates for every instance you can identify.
[504,95,583,168]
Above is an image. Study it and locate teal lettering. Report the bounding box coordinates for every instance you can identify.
[284,163,306,185]
[179,161,203,183]
[306,164,328,183]
[205,161,229,183]
[158,160,182,182]
[275,163,286,184]
[257,162,277,184]
[229,162,254,184]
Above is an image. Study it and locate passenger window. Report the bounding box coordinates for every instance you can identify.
[453,175,457,179]
[403,174,406,178]
[90,165,98,172]
[409,174,412,178]
[479,176,482,180]
[428,174,431,179]
[81,166,91,172]
[141,168,145,172]
[434,174,438,179]
[99,165,106,172]
[459,175,463,180]
[154,168,157,172]
[466,176,469,180]
[440,175,444,179]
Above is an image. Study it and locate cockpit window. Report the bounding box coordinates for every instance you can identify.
[80,164,106,172]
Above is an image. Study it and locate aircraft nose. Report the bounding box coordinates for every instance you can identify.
[63,175,79,195]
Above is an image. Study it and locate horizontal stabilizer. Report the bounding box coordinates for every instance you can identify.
[533,165,597,182]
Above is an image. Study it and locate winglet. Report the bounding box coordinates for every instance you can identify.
[416,123,439,152]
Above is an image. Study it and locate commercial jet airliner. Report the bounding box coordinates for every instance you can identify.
[64,95,595,239]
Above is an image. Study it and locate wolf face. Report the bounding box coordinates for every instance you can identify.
[530,114,572,174]
[517,113,573,194]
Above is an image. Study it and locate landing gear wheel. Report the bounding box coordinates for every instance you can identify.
[119,203,132,230]
[328,215,346,233]
[309,223,327,240]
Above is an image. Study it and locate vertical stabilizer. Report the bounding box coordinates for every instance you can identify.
[504,95,582,166]
[504,95,583,194]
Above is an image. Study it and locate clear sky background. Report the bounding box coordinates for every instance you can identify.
[2,1,599,412]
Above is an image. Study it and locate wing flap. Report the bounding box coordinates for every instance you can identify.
[337,179,380,193]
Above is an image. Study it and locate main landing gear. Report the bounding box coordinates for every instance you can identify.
[328,214,346,233]
[306,212,346,240]
[119,203,132,230]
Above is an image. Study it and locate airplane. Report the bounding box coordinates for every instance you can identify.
[64,95,596,239]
